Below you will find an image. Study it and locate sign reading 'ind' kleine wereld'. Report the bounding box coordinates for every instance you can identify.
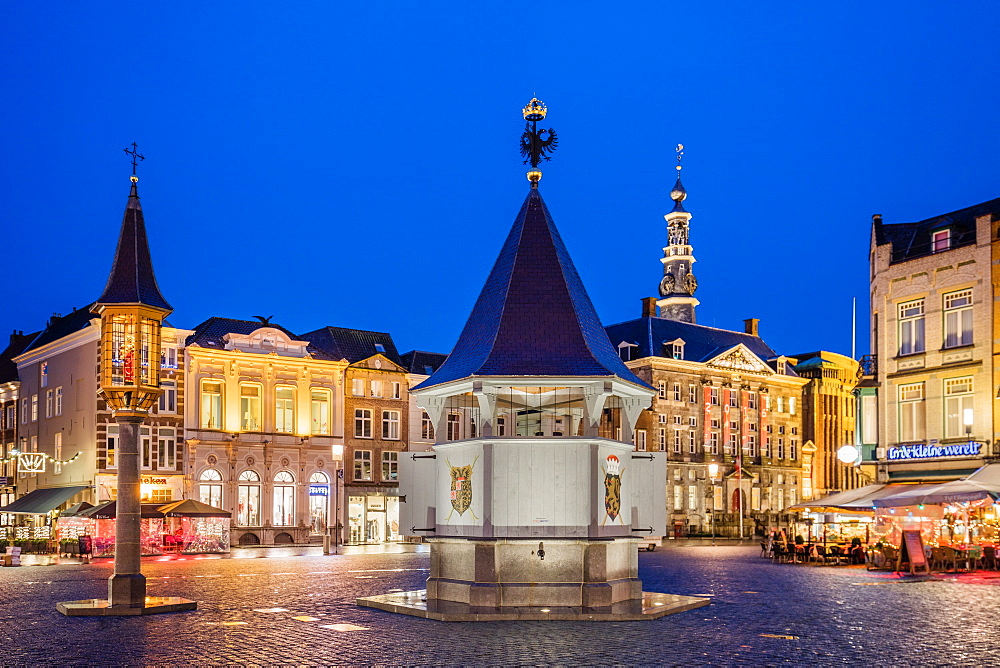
[887,442,982,461]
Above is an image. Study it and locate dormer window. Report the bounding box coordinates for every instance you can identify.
[618,342,638,362]
[672,343,684,360]
[374,343,386,353]
[932,229,950,253]
[663,338,685,360]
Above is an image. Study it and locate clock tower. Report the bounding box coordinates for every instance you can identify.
[656,144,699,323]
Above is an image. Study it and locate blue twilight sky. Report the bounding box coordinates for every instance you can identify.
[2,3,998,360]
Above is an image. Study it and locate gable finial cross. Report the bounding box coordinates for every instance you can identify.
[124,142,145,178]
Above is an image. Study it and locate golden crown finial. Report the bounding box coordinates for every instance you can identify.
[522,97,547,121]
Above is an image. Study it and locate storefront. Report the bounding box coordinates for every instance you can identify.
[95,473,184,504]
[347,491,401,544]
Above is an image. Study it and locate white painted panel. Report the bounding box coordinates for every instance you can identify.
[435,442,484,531]
[398,453,436,536]
[630,451,667,535]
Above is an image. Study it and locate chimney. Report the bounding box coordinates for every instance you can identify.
[641,297,658,318]
[744,318,760,336]
[872,214,882,224]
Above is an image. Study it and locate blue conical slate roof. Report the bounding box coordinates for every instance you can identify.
[414,188,648,390]
[95,181,172,311]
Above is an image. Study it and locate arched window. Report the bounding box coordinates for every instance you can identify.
[273,471,295,527]
[237,470,261,526]
[199,468,223,508]
[308,472,330,535]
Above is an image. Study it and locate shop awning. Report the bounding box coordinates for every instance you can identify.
[789,483,935,513]
[873,479,1000,508]
[968,463,1000,485]
[157,499,231,518]
[0,486,89,514]
[60,501,95,517]
[81,501,165,519]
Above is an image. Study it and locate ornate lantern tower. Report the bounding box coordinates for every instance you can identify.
[59,145,195,615]
[361,101,709,621]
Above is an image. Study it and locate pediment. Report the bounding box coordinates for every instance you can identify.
[353,354,405,372]
[705,344,773,375]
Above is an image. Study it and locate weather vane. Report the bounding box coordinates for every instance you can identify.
[675,143,684,174]
[124,142,145,182]
[519,98,558,187]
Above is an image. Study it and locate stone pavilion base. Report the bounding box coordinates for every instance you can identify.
[357,589,709,621]
[56,597,197,616]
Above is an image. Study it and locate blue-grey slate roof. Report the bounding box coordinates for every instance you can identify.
[414,188,649,391]
[604,316,798,376]
[0,330,40,381]
[874,198,1000,265]
[186,317,336,360]
[400,350,448,375]
[22,305,97,354]
[301,326,401,365]
[95,182,172,310]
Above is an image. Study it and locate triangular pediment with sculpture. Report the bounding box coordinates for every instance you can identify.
[705,344,773,375]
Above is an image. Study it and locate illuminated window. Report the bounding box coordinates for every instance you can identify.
[158,428,176,469]
[275,387,295,433]
[421,411,435,440]
[944,290,973,348]
[201,380,224,430]
[944,377,973,438]
[237,470,261,526]
[160,346,178,369]
[31,394,37,422]
[310,389,331,435]
[391,382,401,399]
[240,384,261,431]
[20,398,27,424]
[53,432,62,475]
[199,468,223,508]
[106,425,118,468]
[351,378,364,396]
[45,390,53,418]
[382,410,400,440]
[354,409,372,438]
[353,450,372,481]
[932,229,950,252]
[899,382,925,442]
[898,299,925,355]
[158,380,176,413]
[789,397,796,415]
[140,427,153,469]
[370,380,383,398]
[40,362,49,388]
[273,471,295,526]
[382,451,398,481]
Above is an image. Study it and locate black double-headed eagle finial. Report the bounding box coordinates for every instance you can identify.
[519,98,557,186]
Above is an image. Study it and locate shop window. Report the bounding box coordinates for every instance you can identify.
[149,489,173,503]
[140,427,153,469]
[420,411,435,440]
[309,471,330,534]
[354,409,372,438]
[944,377,973,438]
[898,299,925,355]
[310,389,331,435]
[237,470,261,526]
[240,384,262,431]
[158,428,176,469]
[354,450,373,481]
[199,468,223,508]
[382,410,400,440]
[201,380,224,430]
[382,451,398,481]
[943,290,973,348]
[106,425,118,468]
[899,382,926,442]
[158,380,177,413]
[275,387,295,434]
[273,471,295,526]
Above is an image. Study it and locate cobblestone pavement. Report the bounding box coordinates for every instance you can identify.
[2,544,999,666]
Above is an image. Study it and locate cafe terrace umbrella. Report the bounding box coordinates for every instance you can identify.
[81,501,166,519]
[59,501,95,517]
[873,479,1000,508]
[156,499,231,518]
[789,483,937,513]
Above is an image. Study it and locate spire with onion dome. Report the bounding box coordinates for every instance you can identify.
[656,144,699,323]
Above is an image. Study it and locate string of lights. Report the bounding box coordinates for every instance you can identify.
[0,451,83,465]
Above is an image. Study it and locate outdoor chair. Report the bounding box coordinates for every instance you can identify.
[825,546,845,565]
[930,547,947,572]
[983,546,997,570]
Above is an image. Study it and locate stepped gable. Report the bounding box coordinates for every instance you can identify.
[95,180,172,310]
[415,188,648,390]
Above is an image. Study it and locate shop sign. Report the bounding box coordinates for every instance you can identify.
[0,476,8,486]
[366,496,386,511]
[17,453,46,474]
[141,476,169,485]
[309,484,329,497]
[887,442,982,461]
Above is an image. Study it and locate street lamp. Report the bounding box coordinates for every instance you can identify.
[330,444,344,555]
[708,462,720,546]
[964,408,974,443]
